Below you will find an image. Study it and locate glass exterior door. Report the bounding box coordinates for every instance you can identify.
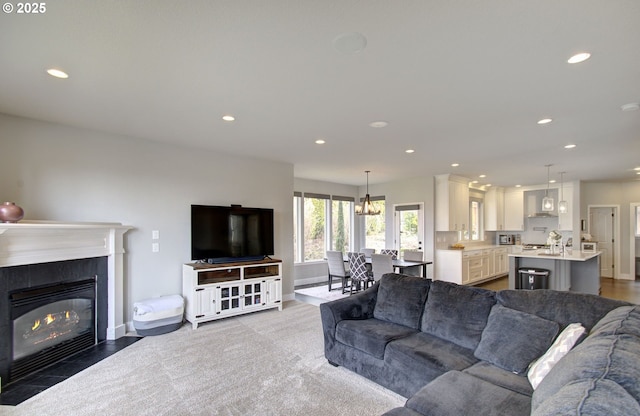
[395,204,423,256]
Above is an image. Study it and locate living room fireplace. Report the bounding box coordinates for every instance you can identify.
[0,257,108,385]
[0,221,130,389]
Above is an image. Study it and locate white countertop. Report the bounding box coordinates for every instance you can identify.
[509,249,601,261]
[437,244,504,251]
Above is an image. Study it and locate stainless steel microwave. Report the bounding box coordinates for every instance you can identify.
[499,234,515,245]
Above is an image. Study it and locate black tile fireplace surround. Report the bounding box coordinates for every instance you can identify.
[0,257,109,389]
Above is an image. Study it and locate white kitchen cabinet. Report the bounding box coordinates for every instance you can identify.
[435,247,507,285]
[503,188,524,231]
[493,247,509,276]
[435,174,470,234]
[484,187,505,231]
[183,259,282,329]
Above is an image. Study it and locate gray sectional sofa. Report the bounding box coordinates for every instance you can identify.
[319,273,640,415]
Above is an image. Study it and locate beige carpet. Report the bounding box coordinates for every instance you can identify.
[2,301,405,416]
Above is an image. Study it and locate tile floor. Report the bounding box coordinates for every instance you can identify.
[0,336,141,406]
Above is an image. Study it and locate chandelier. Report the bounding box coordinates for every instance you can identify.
[355,170,381,215]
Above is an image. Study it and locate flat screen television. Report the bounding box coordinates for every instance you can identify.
[191,205,275,263]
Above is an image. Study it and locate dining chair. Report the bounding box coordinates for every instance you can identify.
[360,248,376,258]
[371,253,394,281]
[402,250,424,277]
[326,250,351,293]
[380,249,398,259]
[347,252,374,295]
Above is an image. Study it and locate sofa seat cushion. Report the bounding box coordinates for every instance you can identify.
[385,332,478,378]
[421,280,496,350]
[475,304,559,374]
[335,318,417,359]
[463,361,533,397]
[589,305,640,338]
[496,289,629,332]
[531,333,640,410]
[374,274,431,329]
[405,371,531,416]
[531,378,640,416]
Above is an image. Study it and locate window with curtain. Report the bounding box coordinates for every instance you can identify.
[364,197,386,251]
[303,193,329,262]
[293,192,355,263]
[469,197,483,241]
[331,197,353,253]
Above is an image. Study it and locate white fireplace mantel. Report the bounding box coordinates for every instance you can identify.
[0,220,133,340]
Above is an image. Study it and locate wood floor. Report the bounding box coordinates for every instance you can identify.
[477,276,640,304]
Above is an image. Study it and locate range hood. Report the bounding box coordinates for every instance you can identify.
[528,212,558,218]
[525,189,558,218]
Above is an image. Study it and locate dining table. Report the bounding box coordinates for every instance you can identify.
[343,255,432,278]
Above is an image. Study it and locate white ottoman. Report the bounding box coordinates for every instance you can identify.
[133,294,184,336]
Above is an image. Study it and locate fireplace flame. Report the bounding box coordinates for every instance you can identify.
[23,310,81,343]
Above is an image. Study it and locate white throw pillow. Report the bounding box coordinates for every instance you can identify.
[527,322,586,389]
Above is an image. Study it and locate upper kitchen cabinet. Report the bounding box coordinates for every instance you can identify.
[504,188,524,231]
[485,187,505,231]
[435,174,470,234]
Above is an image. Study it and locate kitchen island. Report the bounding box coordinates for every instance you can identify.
[508,249,601,295]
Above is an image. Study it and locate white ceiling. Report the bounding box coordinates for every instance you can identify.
[1,0,639,187]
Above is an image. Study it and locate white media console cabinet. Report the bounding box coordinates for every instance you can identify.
[182,258,283,329]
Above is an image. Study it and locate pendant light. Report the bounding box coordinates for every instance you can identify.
[355,170,381,215]
[558,171,568,214]
[541,164,554,212]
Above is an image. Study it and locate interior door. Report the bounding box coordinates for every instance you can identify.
[394,203,424,256]
[590,207,615,278]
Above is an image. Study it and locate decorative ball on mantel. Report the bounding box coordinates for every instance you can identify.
[0,202,24,223]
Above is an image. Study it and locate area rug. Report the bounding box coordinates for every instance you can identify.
[294,283,349,303]
[2,301,405,416]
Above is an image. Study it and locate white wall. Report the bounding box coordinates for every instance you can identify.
[581,181,640,278]
[365,176,436,277]
[0,113,294,323]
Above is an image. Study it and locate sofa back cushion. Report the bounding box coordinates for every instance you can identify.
[531,334,640,411]
[531,378,640,416]
[373,273,430,329]
[475,304,559,374]
[496,289,629,332]
[532,305,640,411]
[589,305,640,338]
[421,280,496,350]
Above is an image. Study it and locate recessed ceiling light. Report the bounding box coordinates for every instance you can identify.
[486,184,492,187]
[567,52,591,64]
[222,115,235,122]
[549,179,557,184]
[405,149,415,154]
[479,174,486,178]
[537,118,553,125]
[46,68,69,79]
[315,139,326,144]
[621,103,640,112]
[564,144,577,149]
[451,163,460,167]
[369,121,388,128]
[472,180,479,184]
[515,184,522,188]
